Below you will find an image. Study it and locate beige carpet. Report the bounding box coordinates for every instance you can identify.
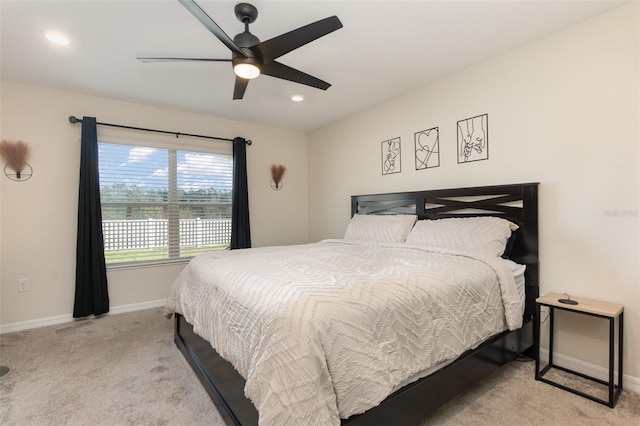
[1,308,638,425]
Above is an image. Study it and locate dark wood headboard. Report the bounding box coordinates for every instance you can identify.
[351,182,539,321]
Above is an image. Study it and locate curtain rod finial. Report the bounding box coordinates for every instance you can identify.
[69,116,81,124]
[246,139,252,145]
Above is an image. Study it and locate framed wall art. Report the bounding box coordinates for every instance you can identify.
[457,113,488,163]
[414,127,439,170]
[381,137,401,175]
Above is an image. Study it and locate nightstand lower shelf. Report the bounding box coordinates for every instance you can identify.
[535,293,623,408]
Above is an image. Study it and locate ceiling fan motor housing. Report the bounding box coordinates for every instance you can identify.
[233,30,260,49]
[232,30,262,71]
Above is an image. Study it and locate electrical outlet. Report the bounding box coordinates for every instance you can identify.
[17,278,30,292]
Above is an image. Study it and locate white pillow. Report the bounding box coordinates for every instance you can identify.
[404,216,518,256]
[503,259,526,309]
[344,214,417,243]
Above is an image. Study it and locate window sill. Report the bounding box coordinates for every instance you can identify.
[106,257,191,271]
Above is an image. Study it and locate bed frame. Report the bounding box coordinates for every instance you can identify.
[173,182,539,425]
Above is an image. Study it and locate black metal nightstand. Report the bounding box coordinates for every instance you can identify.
[535,292,623,408]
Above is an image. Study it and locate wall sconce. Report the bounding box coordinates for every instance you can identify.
[1,140,32,181]
[270,164,286,191]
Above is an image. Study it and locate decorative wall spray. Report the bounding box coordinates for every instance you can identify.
[270,164,286,190]
[1,140,33,181]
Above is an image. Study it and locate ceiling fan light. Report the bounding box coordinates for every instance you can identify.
[234,63,260,79]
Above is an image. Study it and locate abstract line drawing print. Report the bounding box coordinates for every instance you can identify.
[414,127,440,170]
[381,137,401,175]
[457,114,489,163]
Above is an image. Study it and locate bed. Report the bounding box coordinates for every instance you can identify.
[165,182,539,425]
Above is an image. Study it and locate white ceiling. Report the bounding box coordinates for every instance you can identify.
[1,1,625,132]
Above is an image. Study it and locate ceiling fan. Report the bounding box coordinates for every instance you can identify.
[138,0,343,100]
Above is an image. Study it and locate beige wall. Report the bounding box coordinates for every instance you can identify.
[0,81,309,325]
[309,4,639,380]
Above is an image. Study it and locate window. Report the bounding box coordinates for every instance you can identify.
[98,142,233,266]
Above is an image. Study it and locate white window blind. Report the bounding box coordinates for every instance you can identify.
[98,142,233,265]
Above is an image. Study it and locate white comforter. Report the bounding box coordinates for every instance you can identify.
[164,240,523,425]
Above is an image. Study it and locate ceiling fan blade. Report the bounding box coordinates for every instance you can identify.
[178,0,246,57]
[137,57,231,63]
[261,61,331,90]
[233,77,249,100]
[256,16,342,64]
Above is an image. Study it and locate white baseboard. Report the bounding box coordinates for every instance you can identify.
[540,349,640,394]
[0,299,166,334]
[108,298,166,315]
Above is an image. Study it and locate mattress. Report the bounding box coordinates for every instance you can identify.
[164,239,523,425]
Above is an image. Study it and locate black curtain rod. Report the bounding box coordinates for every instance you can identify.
[68,116,251,145]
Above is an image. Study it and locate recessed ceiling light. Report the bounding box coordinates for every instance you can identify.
[43,31,70,46]
[291,95,304,102]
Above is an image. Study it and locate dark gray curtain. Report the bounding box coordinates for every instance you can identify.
[230,137,251,249]
[73,116,109,318]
